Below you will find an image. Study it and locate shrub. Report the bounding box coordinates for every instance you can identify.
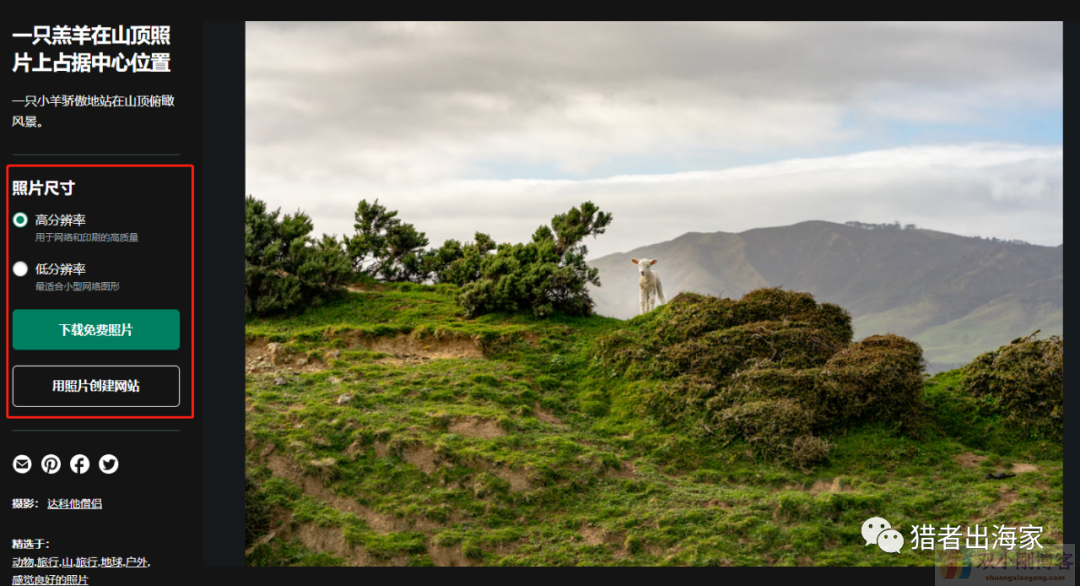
[457,202,612,318]
[245,196,352,316]
[345,199,429,282]
[959,331,1063,441]
[602,289,926,469]
[713,398,814,459]
[430,233,497,286]
[600,288,854,375]
[244,474,271,547]
[656,321,844,379]
[817,334,926,432]
[790,435,832,470]
[641,375,721,426]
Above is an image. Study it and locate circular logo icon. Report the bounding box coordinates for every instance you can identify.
[98,454,118,475]
[878,529,905,553]
[862,516,892,546]
[41,454,61,475]
[12,213,28,228]
[12,261,28,277]
[69,454,90,475]
[13,455,32,474]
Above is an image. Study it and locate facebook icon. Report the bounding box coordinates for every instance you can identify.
[70,454,89,474]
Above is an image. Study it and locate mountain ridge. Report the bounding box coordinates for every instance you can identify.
[587,220,1062,372]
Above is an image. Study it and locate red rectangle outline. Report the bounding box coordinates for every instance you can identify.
[6,164,195,419]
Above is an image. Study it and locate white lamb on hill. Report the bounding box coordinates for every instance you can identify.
[632,258,666,315]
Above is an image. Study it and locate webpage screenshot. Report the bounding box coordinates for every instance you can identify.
[2,20,1071,585]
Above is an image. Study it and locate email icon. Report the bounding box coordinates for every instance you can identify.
[13,455,32,474]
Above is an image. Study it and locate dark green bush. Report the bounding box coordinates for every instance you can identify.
[430,233,497,286]
[713,399,814,459]
[605,289,926,469]
[345,199,430,283]
[245,195,352,316]
[790,435,832,470]
[245,473,271,547]
[457,202,612,318]
[959,331,1063,441]
[817,334,926,432]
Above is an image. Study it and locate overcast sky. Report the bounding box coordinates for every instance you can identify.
[246,22,1063,259]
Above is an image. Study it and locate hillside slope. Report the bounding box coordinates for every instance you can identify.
[244,284,1062,567]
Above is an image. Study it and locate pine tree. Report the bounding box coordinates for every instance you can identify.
[245,195,351,316]
[345,199,429,281]
[457,202,612,318]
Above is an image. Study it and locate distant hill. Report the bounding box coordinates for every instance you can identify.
[587,221,1062,372]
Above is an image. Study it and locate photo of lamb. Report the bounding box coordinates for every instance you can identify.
[243,22,1063,567]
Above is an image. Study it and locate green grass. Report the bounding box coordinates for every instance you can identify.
[244,283,1063,567]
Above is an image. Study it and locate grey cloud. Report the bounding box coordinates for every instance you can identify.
[246,23,1061,255]
[247,145,1062,260]
[247,22,1061,146]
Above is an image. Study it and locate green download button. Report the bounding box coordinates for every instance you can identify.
[13,309,180,350]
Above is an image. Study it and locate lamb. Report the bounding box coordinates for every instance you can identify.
[632,258,666,314]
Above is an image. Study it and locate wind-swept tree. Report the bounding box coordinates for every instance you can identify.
[245,195,351,316]
[457,202,612,318]
[346,199,429,281]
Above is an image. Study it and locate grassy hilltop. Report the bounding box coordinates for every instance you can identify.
[244,282,1063,567]
[587,221,1063,373]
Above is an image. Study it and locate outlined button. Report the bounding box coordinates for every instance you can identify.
[12,365,181,408]
[13,455,32,473]
[98,454,118,474]
[69,454,90,475]
[42,454,61,475]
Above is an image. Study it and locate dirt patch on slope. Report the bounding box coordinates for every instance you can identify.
[955,452,987,468]
[448,417,506,439]
[346,283,387,293]
[246,333,484,374]
[245,339,327,374]
[605,459,638,480]
[294,522,371,566]
[247,509,370,566]
[533,403,565,426]
[579,526,624,547]
[403,445,442,475]
[363,334,483,361]
[372,441,445,477]
[974,487,1020,525]
[1010,462,1038,473]
[428,544,476,567]
[343,439,365,460]
[261,451,414,534]
[472,460,531,492]
[255,513,409,567]
[373,439,528,492]
[809,477,855,494]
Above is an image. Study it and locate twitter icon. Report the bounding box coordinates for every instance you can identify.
[98,454,118,475]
